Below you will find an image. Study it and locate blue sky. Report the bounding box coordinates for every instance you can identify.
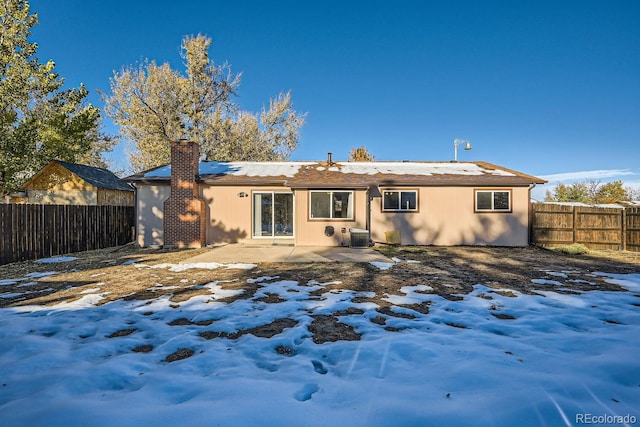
[29,0,640,198]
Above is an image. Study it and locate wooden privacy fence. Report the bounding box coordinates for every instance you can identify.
[532,203,640,252]
[0,204,135,265]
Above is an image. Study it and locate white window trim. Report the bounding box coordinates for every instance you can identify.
[475,190,512,212]
[309,190,355,220]
[382,189,418,212]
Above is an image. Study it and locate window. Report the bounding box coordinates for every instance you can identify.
[310,191,354,219]
[475,190,511,212]
[383,190,418,211]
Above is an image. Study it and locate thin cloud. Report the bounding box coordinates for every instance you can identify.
[540,169,635,183]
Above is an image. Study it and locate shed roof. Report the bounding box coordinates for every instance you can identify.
[22,160,133,192]
[126,160,546,187]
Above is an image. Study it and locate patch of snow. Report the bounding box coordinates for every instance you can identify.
[369,261,395,270]
[25,271,59,278]
[247,276,279,284]
[542,271,569,278]
[147,284,180,291]
[202,281,245,300]
[533,291,590,308]
[17,293,107,311]
[17,281,38,287]
[34,256,78,263]
[0,292,23,299]
[79,287,102,294]
[384,257,422,265]
[594,272,640,292]
[402,284,434,293]
[383,284,434,305]
[568,279,596,285]
[531,278,565,286]
[2,271,58,286]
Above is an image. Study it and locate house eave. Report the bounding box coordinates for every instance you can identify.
[287,183,372,190]
[124,177,171,185]
[198,178,289,186]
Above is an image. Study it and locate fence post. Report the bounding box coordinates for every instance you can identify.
[572,207,577,244]
[622,208,627,251]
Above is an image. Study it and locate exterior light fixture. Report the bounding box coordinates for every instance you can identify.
[453,139,472,162]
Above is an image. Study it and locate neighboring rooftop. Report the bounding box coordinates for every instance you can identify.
[23,160,133,192]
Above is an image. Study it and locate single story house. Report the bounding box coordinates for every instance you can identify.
[125,141,546,248]
[15,160,134,206]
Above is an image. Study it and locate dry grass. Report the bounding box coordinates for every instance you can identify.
[0,245,638,310]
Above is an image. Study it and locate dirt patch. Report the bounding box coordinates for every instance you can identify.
[445,322,469,329]
[332,308,365,316]
[370,316,387,325]
[199,318,298,340]
[491,313,517,320]
[377,306,417,319]
[198,331,228,340]
[308,315,361,344]
[254,292,286,304]
[132,344,154,353]
[165,348,195,363]
[106,328,137,338]
[402,301,431,315]
[275,345,294,356]
[168,318,215,326]
[243,318,298,338]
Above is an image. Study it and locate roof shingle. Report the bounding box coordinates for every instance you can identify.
[55,161,133,191]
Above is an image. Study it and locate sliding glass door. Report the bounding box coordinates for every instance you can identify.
[253,192,294,238]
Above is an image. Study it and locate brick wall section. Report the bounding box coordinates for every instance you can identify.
[163,140,206,248]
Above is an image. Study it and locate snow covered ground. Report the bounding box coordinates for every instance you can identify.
[0,260,639,426]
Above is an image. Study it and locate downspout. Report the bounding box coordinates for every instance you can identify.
[132,183,139,247]
[528,183,537,246]
[367,186,372,246]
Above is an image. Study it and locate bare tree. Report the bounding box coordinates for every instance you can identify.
[104,35,306,171]
[348,146,375,162]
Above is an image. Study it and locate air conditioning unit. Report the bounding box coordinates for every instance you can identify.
[349,228,369,248]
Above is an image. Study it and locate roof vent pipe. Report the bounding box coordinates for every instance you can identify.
[327,152,333,166]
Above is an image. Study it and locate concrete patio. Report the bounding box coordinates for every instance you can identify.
[182,243,393,264]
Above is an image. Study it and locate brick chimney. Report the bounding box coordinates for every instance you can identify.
[163,140,206,248]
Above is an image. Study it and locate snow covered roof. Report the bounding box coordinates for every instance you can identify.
[127,160,546,187]
[144,161,315,179]
[320,162,516,176]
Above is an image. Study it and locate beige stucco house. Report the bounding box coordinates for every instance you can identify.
[125,141,546,248]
